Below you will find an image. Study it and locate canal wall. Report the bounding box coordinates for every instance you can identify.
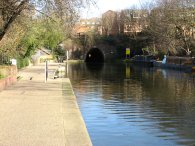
[0,65,17,91]
[0,64,92,146]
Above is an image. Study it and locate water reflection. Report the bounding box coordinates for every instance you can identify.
[86,63,104,72]
[68,62,195,146]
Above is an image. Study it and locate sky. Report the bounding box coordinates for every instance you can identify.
[81,0,146,18]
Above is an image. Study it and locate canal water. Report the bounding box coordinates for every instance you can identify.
[68,62,195,146]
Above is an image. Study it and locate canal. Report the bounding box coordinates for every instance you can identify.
[67,62,195,146]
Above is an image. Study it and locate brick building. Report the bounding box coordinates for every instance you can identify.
[73,18,102,37]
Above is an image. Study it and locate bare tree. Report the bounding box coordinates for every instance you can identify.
[146,0,195,55]
[102,10,119,36]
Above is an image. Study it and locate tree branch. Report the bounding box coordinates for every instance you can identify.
[0,0,29,41]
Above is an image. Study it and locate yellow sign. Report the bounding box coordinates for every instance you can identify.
[126,48,130,55]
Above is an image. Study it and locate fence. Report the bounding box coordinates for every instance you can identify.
[0,53,11,65]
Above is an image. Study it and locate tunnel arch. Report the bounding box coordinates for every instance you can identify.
[85,47,104,63]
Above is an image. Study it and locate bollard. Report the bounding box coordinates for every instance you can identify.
[45,60,48,83]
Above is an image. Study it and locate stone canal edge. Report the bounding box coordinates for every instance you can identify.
[0,64,92,146]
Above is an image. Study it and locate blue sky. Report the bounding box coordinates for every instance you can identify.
[81,0,147,18]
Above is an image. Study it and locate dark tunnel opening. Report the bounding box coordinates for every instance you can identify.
[85,47,104,63]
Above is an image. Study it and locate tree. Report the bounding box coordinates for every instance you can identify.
[0,0,30,41]
[146,0,195,56]
[0,0,94,42]
[0,6,31,57]
[102,10,119,36]
[0,0,94,60]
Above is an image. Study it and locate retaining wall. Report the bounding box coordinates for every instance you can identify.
[0,66,17,91]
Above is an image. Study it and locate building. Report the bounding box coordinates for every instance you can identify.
[101,9,149,36]
[120,9,149,36]
[31,48,53,64]
[73,18,102,37]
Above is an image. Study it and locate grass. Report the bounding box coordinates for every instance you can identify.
[0,73,4,79]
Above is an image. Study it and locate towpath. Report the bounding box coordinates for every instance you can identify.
[0,64,92,146]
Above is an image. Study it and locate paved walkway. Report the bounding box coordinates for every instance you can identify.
[0,64,92,146]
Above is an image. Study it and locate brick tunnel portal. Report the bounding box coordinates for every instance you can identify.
[85,47,104,63]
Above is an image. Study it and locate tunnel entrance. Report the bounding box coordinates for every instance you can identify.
[85,47,104,63]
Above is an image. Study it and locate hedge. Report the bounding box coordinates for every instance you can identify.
[17,57,29,69]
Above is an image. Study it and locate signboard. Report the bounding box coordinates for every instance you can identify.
[126,48,130,55]
[11,59,17,66]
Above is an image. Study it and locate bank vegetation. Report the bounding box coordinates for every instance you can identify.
[0,0,94,67]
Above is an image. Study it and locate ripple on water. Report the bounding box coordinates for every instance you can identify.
[69,63,195,146]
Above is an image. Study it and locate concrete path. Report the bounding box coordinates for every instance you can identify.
[0,64,92,146]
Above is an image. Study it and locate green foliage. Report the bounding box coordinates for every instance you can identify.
[16,57,29,69]
[0,0,91,64]
[19,22,43,58]
[42,21,64,50]
[19,18,65,59]
[53,46,66,56]
[0,73,4,79]
[0,54,12,65]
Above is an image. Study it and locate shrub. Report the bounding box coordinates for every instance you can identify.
[0,73,4,79]
[17,57,29,69]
